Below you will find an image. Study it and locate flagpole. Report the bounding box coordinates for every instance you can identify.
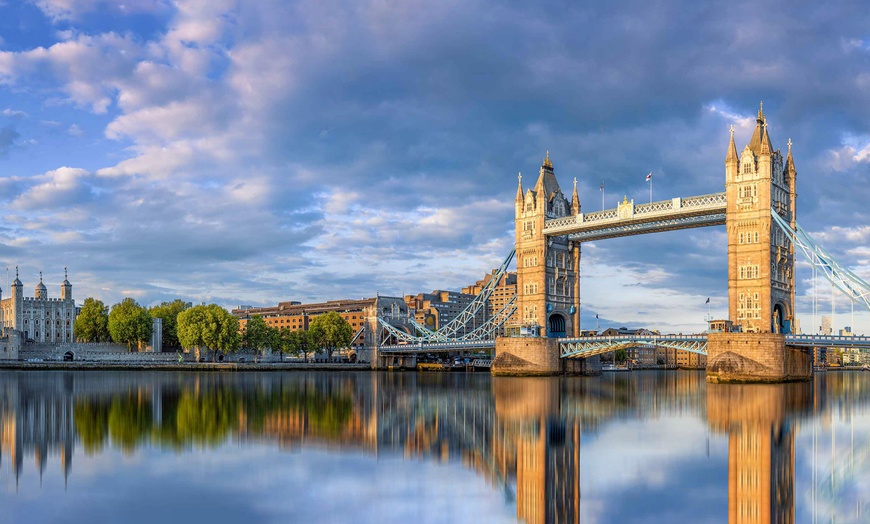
[649,176,652,204]
[600,183,604,211]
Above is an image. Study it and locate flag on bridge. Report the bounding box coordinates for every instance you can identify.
[706,297,710,304]
[600,182,604,191]
[646,172,652,181]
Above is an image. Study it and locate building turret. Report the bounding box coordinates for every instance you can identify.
[35,272,47,300]
[61,267,72,301]
[11,266,22,296]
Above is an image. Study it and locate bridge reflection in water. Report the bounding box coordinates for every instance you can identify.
[0,370,868,522]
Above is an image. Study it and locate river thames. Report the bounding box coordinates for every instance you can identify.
[0,369,868,523]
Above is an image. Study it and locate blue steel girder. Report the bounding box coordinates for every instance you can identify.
[435,249,516,338]
[785,334,870,349]
[560,335,708,358]
[379,339,497,353]
[565,214,725,242]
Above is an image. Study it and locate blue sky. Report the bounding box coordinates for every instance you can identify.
[0,0,869,333]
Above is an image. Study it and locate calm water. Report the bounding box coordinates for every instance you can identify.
[0,370,868,524]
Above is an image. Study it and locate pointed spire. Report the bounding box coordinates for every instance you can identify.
[785,138,796,175]
[515,172,523,202]
[758,101,764,121]
[760,122,772,154]
[571,177,580,214]
[39,271,42,283]
[726,125,738,163]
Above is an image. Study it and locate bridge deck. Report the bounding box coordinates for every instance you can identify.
[544,192,726,241]
[374,334,870,356]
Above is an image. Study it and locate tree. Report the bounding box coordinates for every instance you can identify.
[281,329,317,362]
[309,311,353,362]
[75,297,110,342]
[615,349,628,363]
[149,299,190,349]
[177,304,240,361]
[108,298,152,350]
[242,315,276,357]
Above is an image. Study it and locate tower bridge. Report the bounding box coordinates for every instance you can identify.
[367,105,870,381]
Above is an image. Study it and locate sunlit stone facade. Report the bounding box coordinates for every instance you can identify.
[512,153,581,338]
[725,104,797,333]
[0,268,76,343]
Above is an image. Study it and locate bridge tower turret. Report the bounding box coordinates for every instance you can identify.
[512,152,579,339]
[725,104,796,334]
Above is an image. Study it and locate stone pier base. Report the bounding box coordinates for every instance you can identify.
[706,333,812,383]
[491,337,600,376]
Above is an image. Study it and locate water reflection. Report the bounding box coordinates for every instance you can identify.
[1,370,869,523]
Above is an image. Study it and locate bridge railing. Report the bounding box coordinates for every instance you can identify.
[786,334,870,347]
[543,192,726,235]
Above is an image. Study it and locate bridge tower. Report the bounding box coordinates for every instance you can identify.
[494,153,587,376]
[513,152,580,338]
[725,104,797,334]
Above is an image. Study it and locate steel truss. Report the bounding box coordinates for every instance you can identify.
[378,339,498,353]
[434,249,516,339]
[771,211,870,312]
[560,335,708,358]
[565,213,725,242]
[374,249,517,346]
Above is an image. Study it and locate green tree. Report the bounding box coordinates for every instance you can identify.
[177,304,241,361]
[309,311,353,362]
[242,315,276,357]
[75,297,110,342]
[615,348,628,363]
[108,298,152,350]
[282,329,317,362]
[149,299,190,349]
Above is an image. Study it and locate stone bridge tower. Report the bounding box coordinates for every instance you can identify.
[725,104,797,334]
[513,153,581,338]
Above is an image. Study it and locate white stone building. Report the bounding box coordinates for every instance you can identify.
[0,268,76,343]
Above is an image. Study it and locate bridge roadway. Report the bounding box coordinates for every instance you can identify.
[379,334,870,358]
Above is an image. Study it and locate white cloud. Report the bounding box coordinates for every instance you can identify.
[0,32,142,112]
[33,0,170,22]
[10,166,92,210]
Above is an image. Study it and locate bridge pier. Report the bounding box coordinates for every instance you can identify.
[706,333,812,383]
[491,337,600,376]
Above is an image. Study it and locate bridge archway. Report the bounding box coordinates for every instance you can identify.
[548,314,566,338]
[772,302,790,334]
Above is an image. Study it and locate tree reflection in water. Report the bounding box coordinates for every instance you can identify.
[1,370,869,523]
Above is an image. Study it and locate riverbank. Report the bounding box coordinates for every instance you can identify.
[0,361,372,372]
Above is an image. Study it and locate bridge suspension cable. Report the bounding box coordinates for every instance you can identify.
[374,249,517,345]
[771,211,870,311]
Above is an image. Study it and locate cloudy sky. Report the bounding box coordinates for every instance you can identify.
[0,0,869,333]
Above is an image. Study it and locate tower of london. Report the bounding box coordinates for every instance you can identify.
[0,267,76,343]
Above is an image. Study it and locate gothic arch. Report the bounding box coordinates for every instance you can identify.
[548,314,566,338]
